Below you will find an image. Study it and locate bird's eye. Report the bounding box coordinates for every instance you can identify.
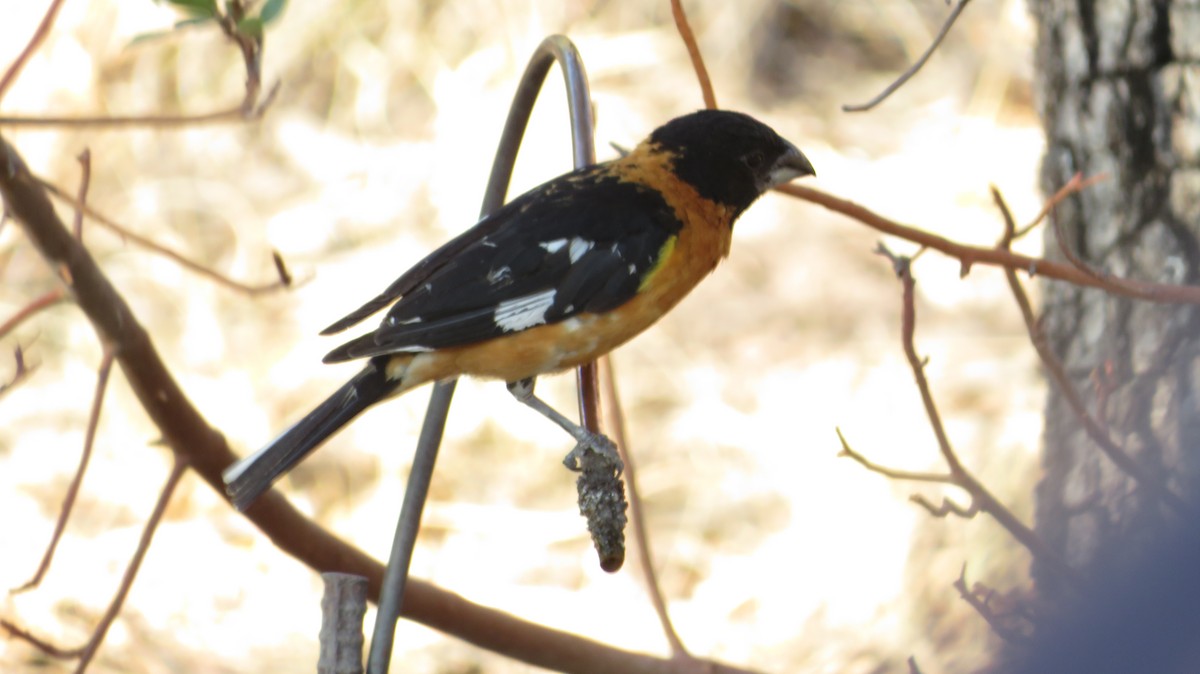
[743,150,765,170]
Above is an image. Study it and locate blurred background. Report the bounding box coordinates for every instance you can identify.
[1,1,1045,672]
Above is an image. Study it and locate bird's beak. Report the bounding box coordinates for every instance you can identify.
[768,141,816,187]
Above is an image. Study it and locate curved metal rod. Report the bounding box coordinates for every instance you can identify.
[365,35,596,674]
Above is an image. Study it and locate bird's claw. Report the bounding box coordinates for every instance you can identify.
[562,431,623,474]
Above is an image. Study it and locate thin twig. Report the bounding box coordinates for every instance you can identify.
[863,245,1077,582]
[37,178,294,296]
[12,349,116,594]
[843,0,973,112]
[1050,215,1130,289]
[1013,172,1108,239]
[72,149,91,240]
[0,0,66,103]
[776,182,1200,304]
[670,0,717,110]
[912,494,980,518]
[0,618,82,659]
[0,346,37,400]
[836,428,952,484]
[953,564,1033,644]
[0,288,67,339]
[0,83,280,128]
[73,457,187,673]
[599,357,688,658]
[992,188,1189,514]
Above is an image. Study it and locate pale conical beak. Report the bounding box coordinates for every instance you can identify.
[768,141,816,187]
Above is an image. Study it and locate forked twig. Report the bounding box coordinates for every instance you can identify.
[776,182,1200,304]
[992,187,1189,514]
[840,245,1076,583]
[37,178,294,296]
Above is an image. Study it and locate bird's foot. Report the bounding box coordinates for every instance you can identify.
[562,430,623,474]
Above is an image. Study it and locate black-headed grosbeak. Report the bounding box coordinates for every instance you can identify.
[224,109,815,511]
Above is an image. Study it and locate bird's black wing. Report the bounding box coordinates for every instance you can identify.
[322,164,682,363]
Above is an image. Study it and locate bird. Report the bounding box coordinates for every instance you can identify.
[223,109,815,511]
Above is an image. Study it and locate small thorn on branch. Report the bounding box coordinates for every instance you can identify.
[911,493,979,519]
[271,250,292,286]
[873,242,911,277]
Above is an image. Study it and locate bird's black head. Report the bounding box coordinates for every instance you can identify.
[649,109,815,214]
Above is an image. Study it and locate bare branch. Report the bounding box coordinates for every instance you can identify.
[836,428,952,484]
[599,357,689,658]
[670,0,717,110]
[37,177,295,296]
[953,565,1034,644]
[12,349,116,594]
[776,182,1200,305]
[911,494,980,519]
[0,0,66,103]
[991,188,1189,514]
[73,457,187,673]
[0,288,66,339]
[0,346,37,400]
[72,149,91,240]
[843,0,973,113]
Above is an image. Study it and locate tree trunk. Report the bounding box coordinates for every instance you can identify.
[1030,0,1200,597]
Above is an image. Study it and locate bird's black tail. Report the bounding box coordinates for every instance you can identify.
[223,360,398,511]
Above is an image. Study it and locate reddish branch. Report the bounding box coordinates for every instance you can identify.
[37,179,293,296]
[13,349,115,594]
[992,188,1189,514]
[72,458,187,674]
[599,358,689,659]
[0,0,66,103]
[72,149,91,239]
[777,182,1200,304]
[839,245,1077,585]
[0,346,36,400]
[0,288,66,338]
[670,0,717,110]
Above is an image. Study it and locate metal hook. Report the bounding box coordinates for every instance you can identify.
[363,35,597,674]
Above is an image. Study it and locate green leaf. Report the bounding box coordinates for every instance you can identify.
[164,0,217,17]
[260,0,287,25]
[174,16,216,29]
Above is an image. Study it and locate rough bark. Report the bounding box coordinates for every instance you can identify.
[1030,0,1200,597]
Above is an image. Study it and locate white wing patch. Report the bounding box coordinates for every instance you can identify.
[568,237,593,263]
[494,290,556,332]
[540,237,593,263]
[486,266,512,285]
